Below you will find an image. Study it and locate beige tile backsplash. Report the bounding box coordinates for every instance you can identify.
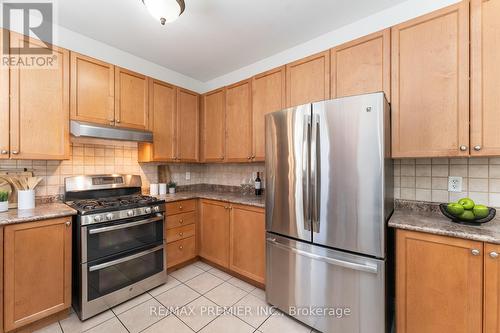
[394,158,500,207]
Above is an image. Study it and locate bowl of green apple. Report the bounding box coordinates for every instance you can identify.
[440,198,496,225]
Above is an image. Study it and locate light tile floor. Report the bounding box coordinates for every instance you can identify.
[35,261,315,333]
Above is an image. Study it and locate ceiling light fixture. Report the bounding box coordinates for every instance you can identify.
[141,0,185,25]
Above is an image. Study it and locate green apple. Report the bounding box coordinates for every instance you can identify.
[473,205,489,219]
[458,198,475,210]
[459,210,476,221]
[447,203,465,216]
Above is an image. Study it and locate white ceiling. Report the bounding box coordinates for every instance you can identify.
[53,0,407,82]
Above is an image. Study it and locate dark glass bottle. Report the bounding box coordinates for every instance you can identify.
[255,172,262,196]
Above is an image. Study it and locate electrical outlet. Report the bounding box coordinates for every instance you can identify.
[448,176,463,192]
[185,172,191,180]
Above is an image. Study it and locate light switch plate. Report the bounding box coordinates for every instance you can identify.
[448,176,462,192]
[185,172,190,180]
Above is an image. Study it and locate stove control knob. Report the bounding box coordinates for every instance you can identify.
[153,206,160,212]
[94,215,103,222]
[106,213,113,221]
[145,207,152,214]
[127,210,134,217]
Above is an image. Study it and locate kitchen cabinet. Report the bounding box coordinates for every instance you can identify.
[225,79,253,162]
[4,217,72,332]
[8,32,70,160]
[70,52,114,126]
[470,0,500,156]
[330,29,390,100]
[286,51,330,107]
[166,200,197,268]
[396,230,482,333]
[0,29,8,160]
[199,199,230,268]
[115,67,149,131]
[391,2,469,158]
[229,204,265,284]
[484,242,500,333]
[251,66,286,162]
[177,88,200,162]
[201,89,226,162]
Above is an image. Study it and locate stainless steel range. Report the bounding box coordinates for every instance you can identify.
[65,175,167,320]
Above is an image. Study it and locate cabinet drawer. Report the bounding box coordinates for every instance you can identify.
[166,211,195,229]
[166,224,195,244]
[166,199,196,216]
[166,236,196,268]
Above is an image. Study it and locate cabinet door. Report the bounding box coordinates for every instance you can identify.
[225,79,252,162]
[199,200,230,268]
[252,67,285,162]
[484,243,500,333]
[4,218,72,331]
[201,89,226,162]
[471,0,500,156]
[396,230,482,333]
[391,2,469,158]
[331,29,390,100]
[229,204,265,283]
[0,29,8,159]
[115,67,149,130]
[177,88,199,162]
[70,52,114,126]
[286,51,330,107]
[9,32,70,160]
[149,79,176,161]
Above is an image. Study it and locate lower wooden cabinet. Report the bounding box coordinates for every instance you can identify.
[229,204,265,283]
[199,200,230,268]
[3,218,72,332]
[166,200,197,268]
[167,237,196,268]
[396,230,483,333]
[484,242,500,333]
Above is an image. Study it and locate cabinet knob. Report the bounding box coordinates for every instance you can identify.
[490,252,499,259]
[179,245,183,250]
[471,249,480,256]
[220,156,224,160]
[65,221,71,227]
[11,150,18,155]
[0,150,8,155]
[116,119,120,123]
[179,219,184,224]
[251,155,256,159]
[474,145,482,151]
[459,145,468,152]
[179,205,183,210]
[247,156,252,160]
[179,232,183,236]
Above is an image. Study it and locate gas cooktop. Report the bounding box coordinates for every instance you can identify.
[67,194,162,215]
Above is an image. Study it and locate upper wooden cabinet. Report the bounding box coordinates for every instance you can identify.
[470,0,500,156]
[199,200,230,268]
[331,29,390,100]
[8,32,70,160]
[70,52,114,126]
[396,230,482,333]
[4,217,72,332]
[391,2,470,158]
[201,89,226,162]
[286,51,330,107]
[229,204,265,284]
[225,79,252,162]
[115,67,149,131]
[252,66,286,162]
[0,29,9,160]
[177,88,199,162]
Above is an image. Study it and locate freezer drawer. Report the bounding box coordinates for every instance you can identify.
[266,233,386,333]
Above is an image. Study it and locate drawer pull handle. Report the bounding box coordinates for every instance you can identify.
[490,252,499,259]
[179,245,183,250]
[179,232,184,236]
[179,219,184,224]
[65,221,71,227]
[179,206,183,210]
[471,249,480,256]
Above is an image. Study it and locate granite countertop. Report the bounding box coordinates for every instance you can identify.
[0,202,77,225]
[154,191,265,208]
[389,200,500,244]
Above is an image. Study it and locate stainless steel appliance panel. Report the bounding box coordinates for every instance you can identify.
[265,104,312,242]
[311,93,392,258]
[266,233,386,333]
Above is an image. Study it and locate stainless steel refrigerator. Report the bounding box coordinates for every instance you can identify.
[265,92,393,333]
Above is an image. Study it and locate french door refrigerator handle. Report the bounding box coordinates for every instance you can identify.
[302,113,312,231]
[311,113,320,233]
[267,238,378,274]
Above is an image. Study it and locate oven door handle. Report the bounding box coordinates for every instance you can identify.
[88,215,163,234]
[88,244,164,272]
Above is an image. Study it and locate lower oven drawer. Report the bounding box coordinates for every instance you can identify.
[167,236,196,268]
[166,211,195,229]
[166,224,195,244]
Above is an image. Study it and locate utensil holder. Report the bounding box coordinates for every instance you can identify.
[0,201,8,212]
[18,190,35,210]
[150,184,159,196]
[159,183,167,195]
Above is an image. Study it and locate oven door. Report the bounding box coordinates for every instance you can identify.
[82,213,164,262]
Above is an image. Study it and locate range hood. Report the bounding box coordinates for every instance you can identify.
[70,121,153,142]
